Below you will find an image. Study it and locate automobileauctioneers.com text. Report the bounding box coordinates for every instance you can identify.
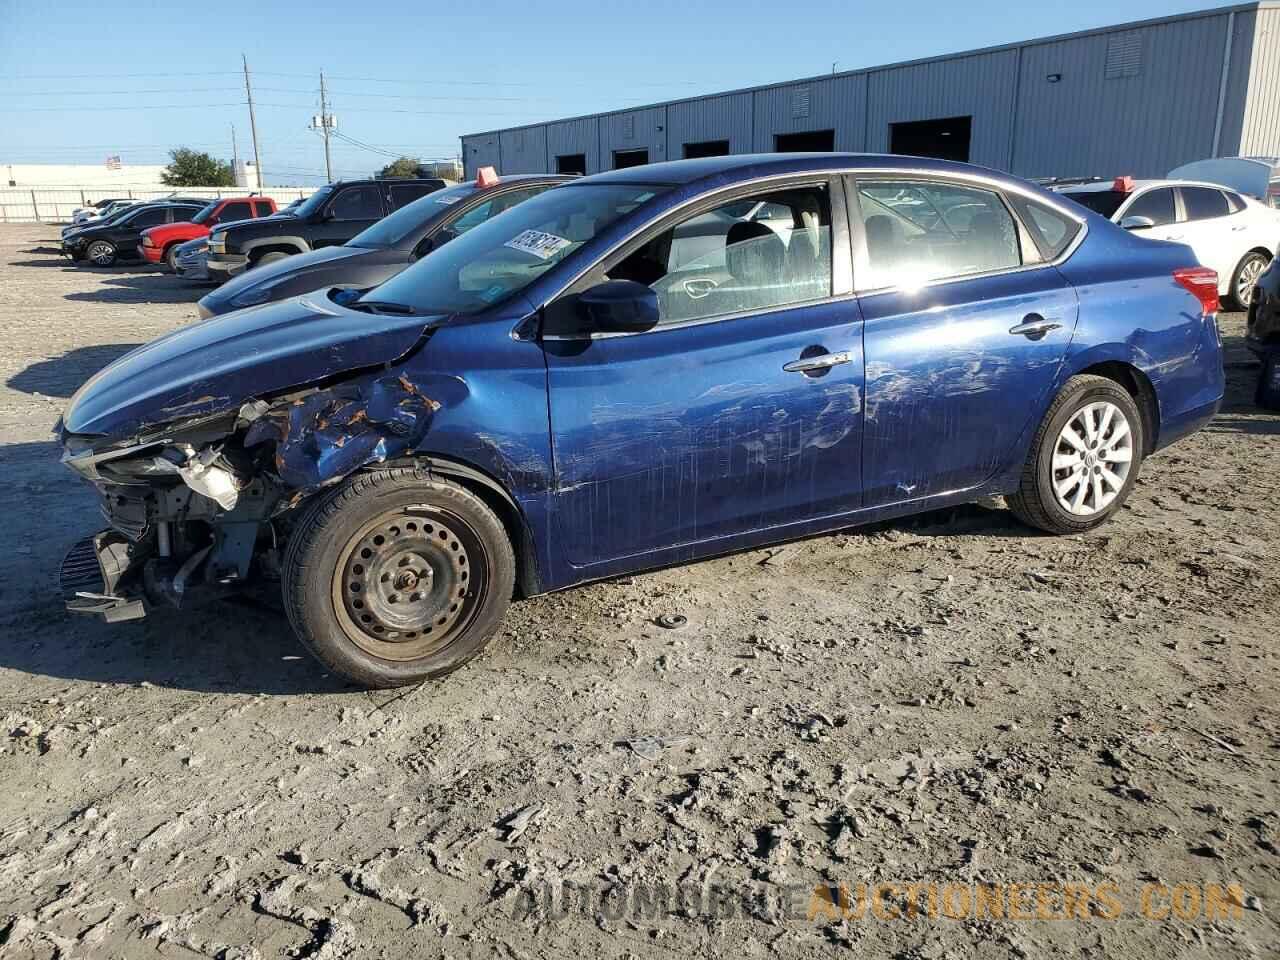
[510,880,1250,924]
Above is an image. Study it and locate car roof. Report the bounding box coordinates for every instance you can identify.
[578,152,1022,188]
[1060,178,1243,194]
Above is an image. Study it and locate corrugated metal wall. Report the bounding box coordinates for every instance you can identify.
[498,126,548,174]
[666,93,753,157]
[463,5,1273,181]
[1240,6,1280,155]
[600,106,670,167]
[1012,13,1234,178]
[545,117,601,173]
[866,50,1019,167]
[462,134,501,175]
[751,75,865,151]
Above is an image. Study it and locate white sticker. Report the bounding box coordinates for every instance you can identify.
[504,229,571,260]
[435,195,462,205]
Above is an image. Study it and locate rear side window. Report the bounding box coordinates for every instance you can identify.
[1008,195,1081,260]
[1181,187,1229,221]
[220,201,253,222]
[1123,188,1176,226]
[329,185,384,220]
[389,182,440,210]
[855,179,1021,290]
[129,208,168,228]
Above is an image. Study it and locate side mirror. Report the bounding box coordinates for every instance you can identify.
[578,280,659,333]
[1120,215,1155,230]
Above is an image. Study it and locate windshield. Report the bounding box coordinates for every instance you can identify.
[349,183,477,249]
[191,202,220,225]
[363,183,664,316]
[291,186,334,219]
[1060,189,1126,218]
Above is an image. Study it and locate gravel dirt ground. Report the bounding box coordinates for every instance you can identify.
[0,222,1276,959]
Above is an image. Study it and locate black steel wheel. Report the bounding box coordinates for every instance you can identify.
[283,468,515,687]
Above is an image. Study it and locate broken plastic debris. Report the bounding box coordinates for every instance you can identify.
[496,803,543,842]
[177,446,242,510]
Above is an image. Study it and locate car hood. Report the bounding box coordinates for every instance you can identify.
[1168,158,1275,199]
[63,293,444,439]
[213,245,373,301]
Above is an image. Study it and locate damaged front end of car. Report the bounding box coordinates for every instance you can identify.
[58,366,441,623]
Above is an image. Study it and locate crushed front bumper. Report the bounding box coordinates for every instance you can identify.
[61,531,148,622]
[206,253,249,281]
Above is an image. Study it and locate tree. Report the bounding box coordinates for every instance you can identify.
[377,156,422,179]
[161,148,234,187]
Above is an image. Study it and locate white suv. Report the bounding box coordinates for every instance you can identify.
[1057,176,1279,309]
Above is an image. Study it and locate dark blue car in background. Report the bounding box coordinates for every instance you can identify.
[57,153,1225,687]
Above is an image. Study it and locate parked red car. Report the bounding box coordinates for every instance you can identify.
[139,196,277,271]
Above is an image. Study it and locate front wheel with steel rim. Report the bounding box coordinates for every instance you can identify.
[85,240,116,267]
[1229,251,1270,310]
[1009,375,1145,534]
[283,468,515,687]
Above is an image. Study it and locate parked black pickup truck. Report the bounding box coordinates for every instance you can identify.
[204,178,446,281]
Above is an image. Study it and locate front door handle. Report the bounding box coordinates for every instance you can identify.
[1008,314,1062,340]
[783,350,853,374]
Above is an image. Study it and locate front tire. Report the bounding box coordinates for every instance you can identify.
[282,468,515,687]
[255,251,290,268]
[165,244,181,272]
[1009,375,1144,534]
[85,240,116,267]
[1229,251,1270,311]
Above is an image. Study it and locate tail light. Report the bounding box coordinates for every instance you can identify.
[1173,267,1219,316]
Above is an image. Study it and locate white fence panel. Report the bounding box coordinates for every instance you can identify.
[0,186,317,223]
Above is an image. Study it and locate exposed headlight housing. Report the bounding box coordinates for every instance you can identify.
[208,235,226,254]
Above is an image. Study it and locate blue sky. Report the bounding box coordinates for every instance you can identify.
[0,0,1232,184]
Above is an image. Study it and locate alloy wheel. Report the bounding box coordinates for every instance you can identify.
[87,241,114,266]
[331,505,486,661]
[1237,255,1267,307]
[1051,401,1133,516]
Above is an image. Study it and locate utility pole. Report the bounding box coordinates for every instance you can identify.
[242,54,263,190]
[320,71,333,182]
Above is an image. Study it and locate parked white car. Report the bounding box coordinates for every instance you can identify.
[66,198,140,230]
[1057,169,1280,309]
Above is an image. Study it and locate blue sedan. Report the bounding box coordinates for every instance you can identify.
[58,153,1225,687]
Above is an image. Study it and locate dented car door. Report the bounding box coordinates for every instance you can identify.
[543,179,865,568]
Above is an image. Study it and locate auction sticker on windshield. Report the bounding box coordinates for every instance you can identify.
[505,229,572,260]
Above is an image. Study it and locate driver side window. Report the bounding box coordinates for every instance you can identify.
[605,185,832,325]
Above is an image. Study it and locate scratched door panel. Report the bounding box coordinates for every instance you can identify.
[859,268,1078,508]
[546,300,864,567]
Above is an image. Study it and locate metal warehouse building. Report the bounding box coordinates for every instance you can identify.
[461,3,1280,181]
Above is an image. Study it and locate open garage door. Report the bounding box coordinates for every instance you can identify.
[890,116,971,162]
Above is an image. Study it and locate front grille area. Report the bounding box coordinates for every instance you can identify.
[60,537,104,599]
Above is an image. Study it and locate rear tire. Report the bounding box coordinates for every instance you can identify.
[1228,251,1270,311]
[1009,375,1144,535]
[282,468,515,688]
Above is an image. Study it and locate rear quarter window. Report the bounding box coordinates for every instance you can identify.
[1009,195,1082,260]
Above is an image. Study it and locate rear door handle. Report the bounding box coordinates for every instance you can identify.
[1008,314,1062,340]
[783,350,853,374]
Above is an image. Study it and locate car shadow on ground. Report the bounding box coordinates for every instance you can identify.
[0,595,353,695]
[64,274,201,305]
[7,343,143,398]
[7,258,81,269]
